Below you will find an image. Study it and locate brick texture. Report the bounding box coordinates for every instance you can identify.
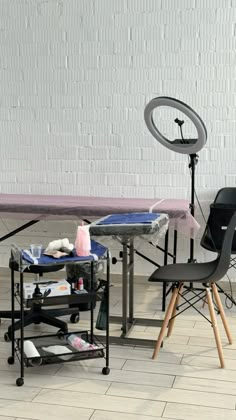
[0,0,235,273]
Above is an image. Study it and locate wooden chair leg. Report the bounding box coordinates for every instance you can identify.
[167,283,183,337]
[206,287,225,368]
[202,291,207,308]
[211,283,233,344]
[152,284,180,360]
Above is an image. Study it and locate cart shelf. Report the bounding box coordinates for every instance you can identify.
[24,291,104,308]
[14,330,105,367]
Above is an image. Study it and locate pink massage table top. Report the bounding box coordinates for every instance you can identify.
[0,193,199,238]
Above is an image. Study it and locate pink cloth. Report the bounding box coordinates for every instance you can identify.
[0,194,199,238]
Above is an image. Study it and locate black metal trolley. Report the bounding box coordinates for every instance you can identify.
[7,241,110,386]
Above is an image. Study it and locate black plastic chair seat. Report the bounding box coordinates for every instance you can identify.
[9,259,64,274]
[149,260,218,283]
[24,264,65,274]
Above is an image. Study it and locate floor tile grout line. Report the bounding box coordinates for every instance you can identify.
[163,400,236,414]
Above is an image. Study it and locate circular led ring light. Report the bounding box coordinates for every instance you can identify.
[144,96,207,154]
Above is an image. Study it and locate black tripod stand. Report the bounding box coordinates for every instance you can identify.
[188,153,198,264]
[174,117,199,264]
[144,96,208,311]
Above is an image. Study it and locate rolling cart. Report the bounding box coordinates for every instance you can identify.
[7,240,110,386]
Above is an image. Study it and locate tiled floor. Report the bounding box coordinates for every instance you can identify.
[1,272,236,419]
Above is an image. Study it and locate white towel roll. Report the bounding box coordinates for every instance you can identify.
[24,340,42,366]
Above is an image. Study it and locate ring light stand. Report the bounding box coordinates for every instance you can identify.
[144,96,207,263]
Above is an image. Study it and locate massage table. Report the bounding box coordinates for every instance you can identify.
[0,193,200,342]
[0,193,199,269]
[0,194,199,235]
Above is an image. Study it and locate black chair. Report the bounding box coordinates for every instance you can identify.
[148,211,236,368]
[201,187,236,255]
[5,260,80,341]
[200,187,236,307]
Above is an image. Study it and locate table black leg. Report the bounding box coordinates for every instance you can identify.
[122,241,128,336]
[90,262,94,343]
[11,267,15,359]
[19,272,24,384]
[129,239,134,325]
[105,255,110,369]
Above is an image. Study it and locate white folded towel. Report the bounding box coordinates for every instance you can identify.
[45,238,73,252]
[42,345,73,361]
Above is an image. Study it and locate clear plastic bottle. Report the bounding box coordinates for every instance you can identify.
[67,334,96,350]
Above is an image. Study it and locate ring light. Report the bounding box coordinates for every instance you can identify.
[144,96,207,155]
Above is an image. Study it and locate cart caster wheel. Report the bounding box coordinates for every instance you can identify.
[57,329,66,339]
[102,367,110,375]
[16,377,24,387]
[8,356,15,365]
[70,313,80,323]
[4,332,10,342]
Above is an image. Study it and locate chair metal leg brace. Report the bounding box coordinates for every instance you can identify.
[175,289,212,322]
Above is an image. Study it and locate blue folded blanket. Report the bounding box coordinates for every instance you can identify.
[97,212,161,225]
[22,239,107,265]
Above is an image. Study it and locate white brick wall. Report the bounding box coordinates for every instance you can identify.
[0,0,236,276]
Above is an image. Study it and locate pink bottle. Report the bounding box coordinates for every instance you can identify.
[78,277,84,290]
[75,223,91,257]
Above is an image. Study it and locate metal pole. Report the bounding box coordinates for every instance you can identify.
[20,272,24,381]
[129,239,134,324]
[122,240,128,336]
[188,153,198,264]
[105,253,110,368]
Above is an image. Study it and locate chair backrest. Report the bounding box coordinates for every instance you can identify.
[206,211,236,283]
[201,188,236,253]
[214,187,236,205]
